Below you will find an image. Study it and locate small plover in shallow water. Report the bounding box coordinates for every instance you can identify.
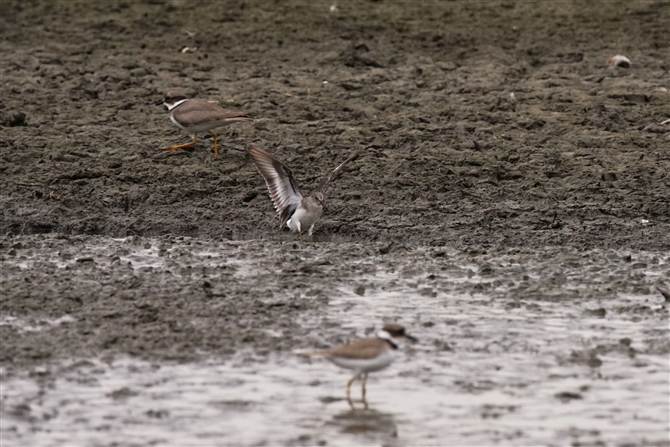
[299,323,417,405]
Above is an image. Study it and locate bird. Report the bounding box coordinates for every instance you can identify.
[298,323,417,404]
[155,90,254,156]
[247,144,359,241]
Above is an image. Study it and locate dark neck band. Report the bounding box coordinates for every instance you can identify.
[380,337,398,350]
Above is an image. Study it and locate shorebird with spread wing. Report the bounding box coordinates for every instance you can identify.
[247,144,359,241]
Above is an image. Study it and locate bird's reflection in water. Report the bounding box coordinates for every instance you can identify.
[325,404,399,446]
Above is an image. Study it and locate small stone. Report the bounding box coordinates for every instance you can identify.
[587,356,602,368]
[5,112,27,127]
[555,391,583,402]
[354,285,365,296]
[584,308,606,317]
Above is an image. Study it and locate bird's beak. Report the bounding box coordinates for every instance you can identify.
[405,334,419,343]
[154,98,165,106]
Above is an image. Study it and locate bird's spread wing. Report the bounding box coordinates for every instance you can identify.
[248,145,303,226]
[315,152,359,194]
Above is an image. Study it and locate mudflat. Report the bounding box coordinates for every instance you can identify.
[1,0,668,248]
[1,1,669,445]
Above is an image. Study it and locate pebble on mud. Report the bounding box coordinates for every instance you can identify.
[606,54,631,68]
[107,387,139,400]
[587,355,603,368]
[584,308,607,318]
[555,391,583,402]
[4,112,27,127]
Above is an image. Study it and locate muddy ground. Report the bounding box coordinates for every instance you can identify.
[0,0,666,346]
[1,0,669,248]
[1,1,669,444]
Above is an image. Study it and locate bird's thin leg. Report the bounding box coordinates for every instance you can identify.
[307,224,315,242]
[346,374,358,402]
[208,131,219,156]
[168,134,198,152]
[298,232,303,242]
[361,372,368,402]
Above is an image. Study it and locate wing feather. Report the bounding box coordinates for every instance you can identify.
[248,145,303,226]
[300,337,388,359]
[315,152,360,194]
[173,99,254,126]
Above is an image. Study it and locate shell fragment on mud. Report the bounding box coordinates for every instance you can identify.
[607,54,631,68]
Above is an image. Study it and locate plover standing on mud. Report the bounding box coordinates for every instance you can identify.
[247,144,359,241]
[155,90,254,156]
[298,323,417,405]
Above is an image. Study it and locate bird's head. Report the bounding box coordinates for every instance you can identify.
[155,90,188,110]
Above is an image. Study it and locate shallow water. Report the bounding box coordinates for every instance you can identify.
[1,236,669,446]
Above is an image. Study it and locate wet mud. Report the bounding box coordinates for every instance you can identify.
[1,235,669,445]
[1,0,670,445]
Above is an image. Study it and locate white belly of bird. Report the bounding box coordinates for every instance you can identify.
[326,349,397,373]
[287,207,319,233]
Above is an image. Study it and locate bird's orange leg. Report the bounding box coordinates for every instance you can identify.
[208,131,219,156]
[168,135,197,152]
